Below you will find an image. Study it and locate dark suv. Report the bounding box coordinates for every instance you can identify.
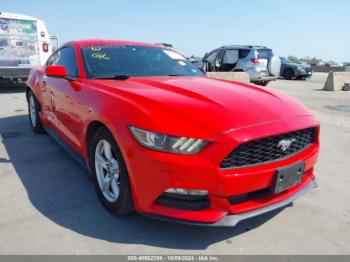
[280,57,313,80]
[201,45,281,86]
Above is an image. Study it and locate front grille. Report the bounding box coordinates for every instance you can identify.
[220,128,315,168]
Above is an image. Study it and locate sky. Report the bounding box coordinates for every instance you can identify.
[2,0,350,62]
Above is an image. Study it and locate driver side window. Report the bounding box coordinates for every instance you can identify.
[47,52,59,66]
[47,47,79,77]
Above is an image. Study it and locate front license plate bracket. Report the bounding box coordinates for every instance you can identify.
[273,162,305,194]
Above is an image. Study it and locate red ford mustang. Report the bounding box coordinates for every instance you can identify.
[26,40,320,226]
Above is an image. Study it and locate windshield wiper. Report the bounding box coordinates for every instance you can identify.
[94,75,130,80]
[168,74,183,77]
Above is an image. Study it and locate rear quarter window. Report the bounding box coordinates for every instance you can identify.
[257,49,273,59]
[239,49,250,59]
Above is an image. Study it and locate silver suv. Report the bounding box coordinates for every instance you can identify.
[202,45,281,86]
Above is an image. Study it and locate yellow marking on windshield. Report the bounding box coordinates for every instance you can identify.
[91,47,102,51]
[91,53,110,60]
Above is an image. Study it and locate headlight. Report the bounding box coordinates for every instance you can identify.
[297,66,305,72]
[129,126,209,155]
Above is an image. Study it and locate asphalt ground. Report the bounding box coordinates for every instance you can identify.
[0,73,349,254]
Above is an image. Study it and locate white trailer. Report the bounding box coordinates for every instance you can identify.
[0,12,52,82]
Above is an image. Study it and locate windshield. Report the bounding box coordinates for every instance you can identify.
[81,44,204,78]
[280,57,292,64]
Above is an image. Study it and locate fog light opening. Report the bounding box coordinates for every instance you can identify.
[165,188,208,196]
[157,188,210,210]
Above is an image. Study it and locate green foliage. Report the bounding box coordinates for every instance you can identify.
[287,56,322,65]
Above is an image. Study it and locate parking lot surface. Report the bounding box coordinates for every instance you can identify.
[0,73,349,254]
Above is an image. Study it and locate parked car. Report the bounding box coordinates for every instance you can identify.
[188,56,203,69]
[342,62,350,68]
[156,43,174,49]
[26,40,319,226]
[324,60,340,67]
[280,57,313,80]
[201,45,281,86]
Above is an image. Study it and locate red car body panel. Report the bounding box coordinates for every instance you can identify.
[26,40,320,225]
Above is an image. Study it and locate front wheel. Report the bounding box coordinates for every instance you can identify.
[28,90,45,134]
[256,81,269,86]
[283,69,295,80]
[90,127,134,215]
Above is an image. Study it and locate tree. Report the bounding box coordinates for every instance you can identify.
[287,55,322,65]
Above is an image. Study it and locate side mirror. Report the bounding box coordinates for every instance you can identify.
[45,65,67,78]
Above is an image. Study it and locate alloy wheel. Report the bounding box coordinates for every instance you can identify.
[94,139,120,203]
[29,95,37,127]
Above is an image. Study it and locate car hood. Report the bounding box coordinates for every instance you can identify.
[90,76,313,138]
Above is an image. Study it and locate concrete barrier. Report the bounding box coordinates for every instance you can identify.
[206,72,250,83]
[323,71,350,91]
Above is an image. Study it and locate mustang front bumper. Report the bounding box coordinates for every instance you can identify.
[141,179,318,226]
[121,115,320,225]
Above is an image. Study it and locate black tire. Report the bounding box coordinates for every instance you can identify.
[296,76,306,80]
[283,69,295,80]
[342,83,350,91]
[27,90,45,134]
[90,127,134,215]
[256,81,269,86]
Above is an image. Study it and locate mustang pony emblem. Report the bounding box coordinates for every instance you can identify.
[277,138,296,152]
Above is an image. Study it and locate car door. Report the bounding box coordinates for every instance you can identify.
[44,46,85,153]
[212,49,224,72]
[203,50,219,72]
[41,51,60,125]
[219,49,239,71]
